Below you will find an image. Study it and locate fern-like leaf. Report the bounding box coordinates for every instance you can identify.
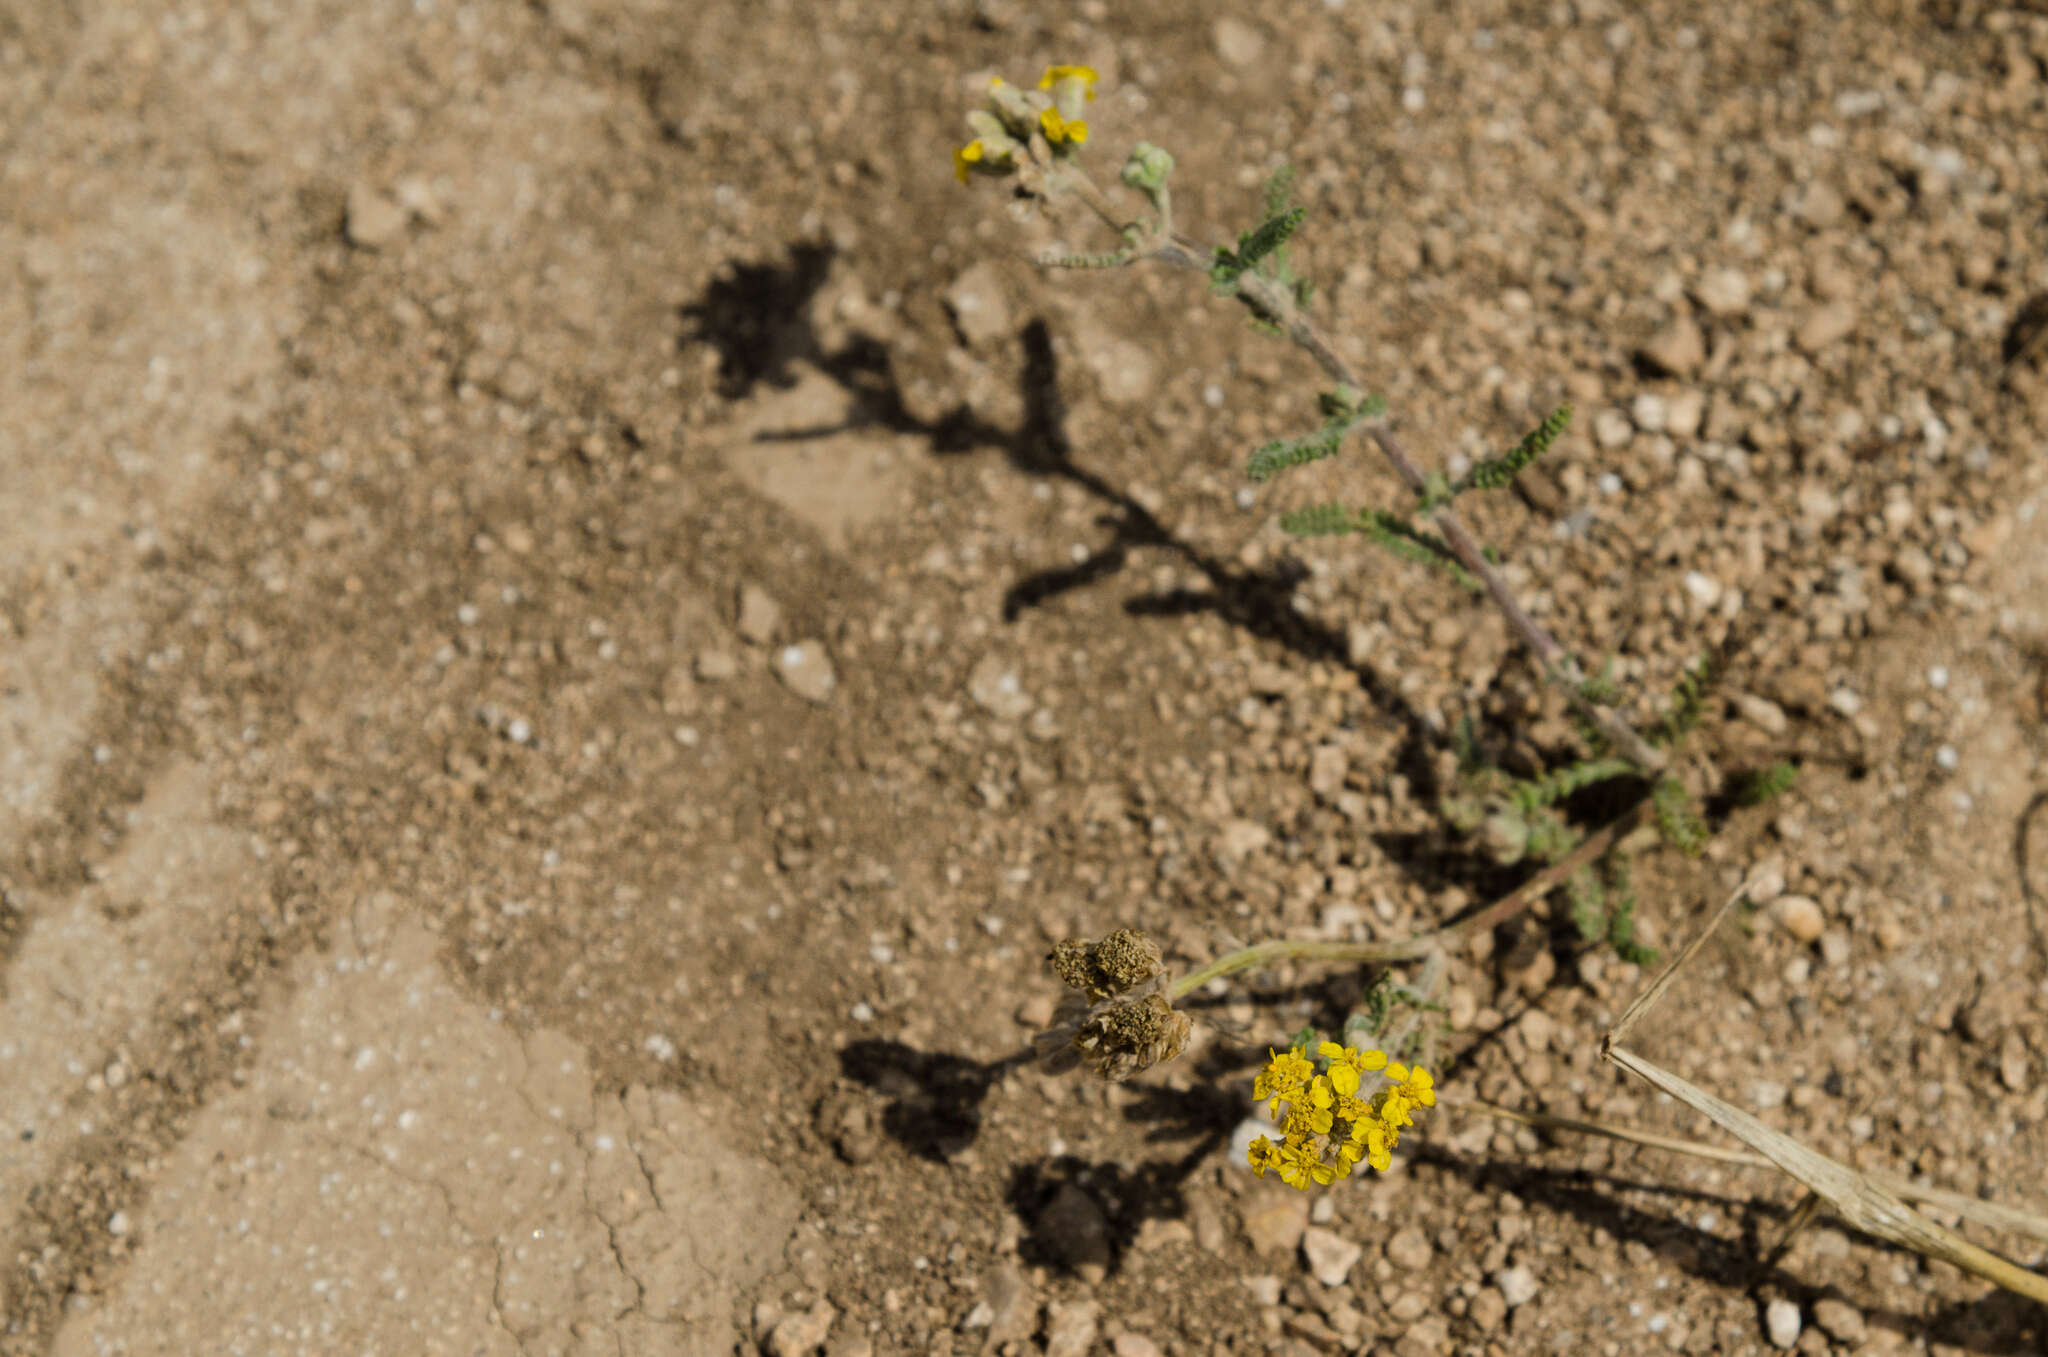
[1650,655,1717,748]
[1728,761,1799,806]
[1247,426,1346,482]
[1362,510,1480,591]
[1456,404,1574,494]
[1568,866,1607,942]
[1280,503,1361,537]
[1652,776,1709,856]
[1235,206,1306,274]
[1508,756,1638,814]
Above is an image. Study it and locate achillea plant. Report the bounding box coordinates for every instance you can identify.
[972,66,2048,1311]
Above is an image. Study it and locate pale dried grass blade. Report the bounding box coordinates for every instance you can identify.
[1601,884,2048,1307]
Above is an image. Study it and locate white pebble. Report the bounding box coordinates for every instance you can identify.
[643,1033,678,1063]
[457,603,479,626]
[108,1211,132,1237]
[1934,744,1959,771]
[1926,665,1948,690]
[1630,392,1667,432]
[850,1001,876,1023]
[1494,1265,1538,1307]
[506,717,532,744]
[1765,1298,1802,1348]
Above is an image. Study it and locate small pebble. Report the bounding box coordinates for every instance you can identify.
[1384,1225,1432,1271]
[1493,1264,1538,1307]
[1773,895,1825,943]
[1682,570,1722,608]
[107,1211,132,1237]
[1934,744,1959,771]
[776,642,838,704]
[1301,1226,1363,1286]
[1764,1298,1802,1348]
[1593,408,1634,450]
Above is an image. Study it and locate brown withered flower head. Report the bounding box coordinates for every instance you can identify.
[1034,928,1193,1082]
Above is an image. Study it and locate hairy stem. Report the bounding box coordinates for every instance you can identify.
[1168,800,1645,1001]
[1035,154,1665,775]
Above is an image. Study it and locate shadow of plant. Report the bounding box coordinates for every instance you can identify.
[1420,1147,2047,1355]
[677,237,1459,820]
[836,1037,1025,1163]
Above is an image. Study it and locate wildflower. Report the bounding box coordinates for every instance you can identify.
[953,139,986,185]
[1253,1046,1314,1113]
[1039,107,1088,146]
[1246,1044,1434,1188]
[1037,64,1096,146]
[1316,1040,1387,1097]
[1038,64,1099,97]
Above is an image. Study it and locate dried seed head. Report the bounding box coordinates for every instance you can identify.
[1046,928,1165,1002]
[1073,993,1193,1083]
[1037,929,1190,1081]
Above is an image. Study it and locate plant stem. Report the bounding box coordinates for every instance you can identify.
[1168,800,1645,1001]
[1035,155,1665,775]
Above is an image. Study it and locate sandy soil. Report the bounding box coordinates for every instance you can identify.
[4,1,2048,1354]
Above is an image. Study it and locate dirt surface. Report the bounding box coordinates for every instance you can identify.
[5,1,2048,1354]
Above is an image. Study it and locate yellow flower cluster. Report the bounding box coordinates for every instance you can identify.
[954,64,1098,184]
[1246,1041,1435,1189]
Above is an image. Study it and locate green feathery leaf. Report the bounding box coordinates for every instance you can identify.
[1247,425,1347,482]
[1280,503,1361,537]
[1362,510,1480,591]
[1455,404,1574,495]
[1568,866,1607,943]
[1650,655,1717,748]
[1651,776,1709,856]
[1235,205,1307,273]
[1728,760,1799,806]
[1508,756,1638,814]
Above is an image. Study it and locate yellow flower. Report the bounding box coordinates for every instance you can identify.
[1317,1041,1388,1097]
[1254,1047,1314,1111]
[1247,1135,1281,1178]
[1351,1118,1395,1173]
[953,139,986,185]
[1405,1065,1436,1108]
[1276,1141,1336,1190]
[1039,64,1099,98]
[1039,107,1088,146]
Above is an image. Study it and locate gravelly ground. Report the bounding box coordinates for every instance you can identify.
[4,1,2048,1355]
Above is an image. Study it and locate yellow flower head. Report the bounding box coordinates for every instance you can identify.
[1317,1041,1388,1097]
[1404,1064,1436,1108]
[1254,1047,1314,1109]
[1248,1037,1432,1188]
[953,139,986,185]
[1039,107,1088,146]
[1039,64,1099,98]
